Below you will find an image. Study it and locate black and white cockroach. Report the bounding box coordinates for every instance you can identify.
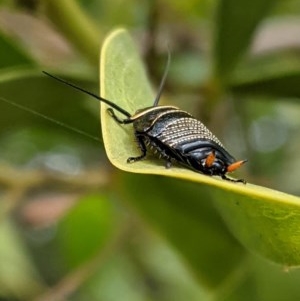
[43,55,247,184]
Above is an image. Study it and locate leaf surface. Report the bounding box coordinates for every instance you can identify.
[100,28,300,269]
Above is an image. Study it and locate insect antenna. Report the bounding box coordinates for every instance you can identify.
[42,71,131,117]
[153,49,171,107]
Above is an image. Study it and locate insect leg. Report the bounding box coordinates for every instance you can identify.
[107,108,132,124]
[127,134,147,163]
[222,174,246,184]
[165,160,172,168]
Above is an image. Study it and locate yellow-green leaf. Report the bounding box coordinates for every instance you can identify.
[100,28,300,267]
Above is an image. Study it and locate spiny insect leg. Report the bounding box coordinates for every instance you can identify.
[127,134,147,163]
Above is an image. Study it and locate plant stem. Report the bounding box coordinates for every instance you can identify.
[43,0,101,65]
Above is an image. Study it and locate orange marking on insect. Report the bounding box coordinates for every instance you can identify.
[227,159,248,173]
[205,151,216,167]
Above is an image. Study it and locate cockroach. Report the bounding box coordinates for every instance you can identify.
[43,55,247,183]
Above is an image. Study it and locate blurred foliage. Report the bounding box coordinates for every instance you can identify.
[0,0,300,301]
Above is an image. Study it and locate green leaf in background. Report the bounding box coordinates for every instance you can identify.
[230,51,300,98]
[118,173,245,289]
[57,194,117,269]
[100,28,300,270]
[0,217,43,299]
[0,69,100,136]
[0,32,35,69]
[213,0,278,81]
